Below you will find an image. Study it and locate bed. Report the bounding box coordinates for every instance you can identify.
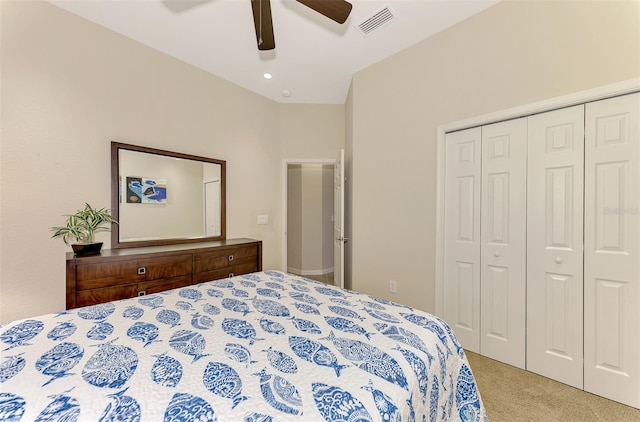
[0,271,488,421]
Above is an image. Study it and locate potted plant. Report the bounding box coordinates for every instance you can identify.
[51,203,118,255]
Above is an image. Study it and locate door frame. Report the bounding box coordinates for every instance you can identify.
[434,77,640,317]
[282,158,337,274]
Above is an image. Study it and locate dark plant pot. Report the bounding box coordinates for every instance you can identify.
[72,242,103,256]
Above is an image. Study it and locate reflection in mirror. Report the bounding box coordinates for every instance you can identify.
[111,142,226,249]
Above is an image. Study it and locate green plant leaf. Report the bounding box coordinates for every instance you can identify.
[50,203,118,245]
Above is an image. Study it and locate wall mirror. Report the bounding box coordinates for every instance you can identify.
[111,141,226,249]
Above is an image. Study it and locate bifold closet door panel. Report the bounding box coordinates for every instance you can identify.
[443,127,482,352]
[584,92,640,408]
[526,105,585,389]
[480,118,527,369]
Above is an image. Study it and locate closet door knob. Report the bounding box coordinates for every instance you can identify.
[555,257,563,264]
[493,251,500,257]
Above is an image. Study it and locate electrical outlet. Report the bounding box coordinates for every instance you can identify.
[389,280,397,294]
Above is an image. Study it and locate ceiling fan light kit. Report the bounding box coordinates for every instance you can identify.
[251,0,353,51]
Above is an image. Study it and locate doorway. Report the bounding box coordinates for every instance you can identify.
[282,159,336,285]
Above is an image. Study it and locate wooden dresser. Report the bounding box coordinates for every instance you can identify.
[66,238,262,309]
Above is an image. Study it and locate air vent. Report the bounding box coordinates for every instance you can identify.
[356,4,397,37]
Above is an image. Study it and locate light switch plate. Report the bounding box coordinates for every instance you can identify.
[257,215,269,225]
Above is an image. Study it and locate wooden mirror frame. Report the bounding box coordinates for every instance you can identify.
[111,141,226,249]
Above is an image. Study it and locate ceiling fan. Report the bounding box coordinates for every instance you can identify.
[251,0,353,50]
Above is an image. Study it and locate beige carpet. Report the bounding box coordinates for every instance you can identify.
[465,351,640,421]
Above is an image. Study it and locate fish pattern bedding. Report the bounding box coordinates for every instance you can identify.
[0,270,488,421]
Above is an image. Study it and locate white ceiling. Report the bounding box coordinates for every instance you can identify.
[49,0,499,104]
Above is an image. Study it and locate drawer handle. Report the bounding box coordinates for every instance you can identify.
[228,273,235,278]
[228,255,234,261]
[138,267,146,275]
[138,291,146,296]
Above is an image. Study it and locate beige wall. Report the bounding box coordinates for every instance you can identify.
[287,164,334,275]
[322,165,333,272]
[0,1,344,323]
[279,104,345,158]
[349,0,640,313]
[302,165,324,272]
[287,165,303,272]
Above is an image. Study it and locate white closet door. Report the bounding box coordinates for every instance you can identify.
[584,92,640,407]
[526,105,585,388]
[443,127,482,352]
[480,118,527,368]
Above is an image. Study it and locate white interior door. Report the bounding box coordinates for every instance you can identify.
[527,105,585,388]
[584,92,640,407]
[480,118,527,368]
[334,149,345,289]
[443,127,482,352]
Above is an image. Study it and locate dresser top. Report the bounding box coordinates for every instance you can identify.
[66,238,261,262]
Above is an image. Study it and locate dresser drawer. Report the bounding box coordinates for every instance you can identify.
[76,284,138,307]
[194,262,259,283]
[194,245,258,273]
[76,260,141,290]
[76,254,192,290]
[138,254,192,281]
[139,275,193,295]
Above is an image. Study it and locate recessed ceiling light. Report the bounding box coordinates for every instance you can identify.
[282,90,292,98]
[263,73,272,79]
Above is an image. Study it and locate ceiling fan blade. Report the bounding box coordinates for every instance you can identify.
[296,0,352,24]
[251,0,275,50]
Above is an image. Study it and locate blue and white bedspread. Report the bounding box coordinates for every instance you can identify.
[0,271,488,421]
